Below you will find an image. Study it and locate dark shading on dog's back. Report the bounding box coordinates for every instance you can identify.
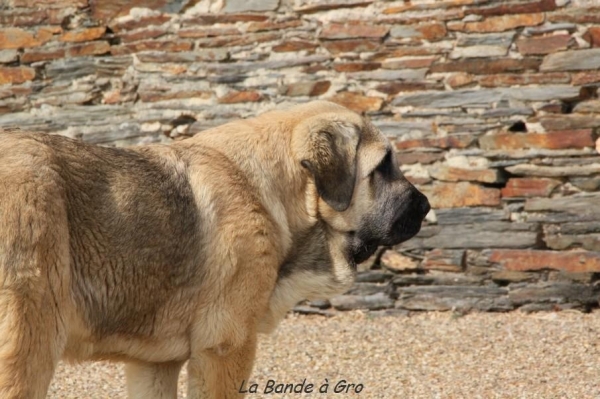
[32,134,204,336]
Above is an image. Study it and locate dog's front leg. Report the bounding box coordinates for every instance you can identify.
[125,360,184,399]
[187,334,257,399]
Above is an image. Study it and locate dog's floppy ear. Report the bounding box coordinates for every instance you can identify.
[299,121,359,212]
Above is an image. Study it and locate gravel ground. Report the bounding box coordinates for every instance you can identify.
[49,310,600,398]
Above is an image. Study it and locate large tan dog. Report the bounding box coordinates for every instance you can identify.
[0,101,429,398]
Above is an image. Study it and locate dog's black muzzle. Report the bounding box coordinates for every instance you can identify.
[387,187,430,244]
[349,185,430,265]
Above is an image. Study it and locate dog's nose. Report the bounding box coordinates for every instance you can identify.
[387,187,430,244]
[420,196,431,216]
[411,189,430,218]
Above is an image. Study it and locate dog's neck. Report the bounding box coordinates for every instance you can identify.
[180,123,319,245]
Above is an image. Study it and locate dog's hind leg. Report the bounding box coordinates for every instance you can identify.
[0,164,70,398]
[0,291,66,398]
[125,360,184,399]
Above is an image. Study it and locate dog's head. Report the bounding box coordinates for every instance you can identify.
[291,101,430,267]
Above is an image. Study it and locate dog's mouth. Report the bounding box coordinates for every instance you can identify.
[348,219,424,267]
[349,239,379,266]
[389,221,423,246]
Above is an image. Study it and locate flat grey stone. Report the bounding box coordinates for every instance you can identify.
[462,14,482,22]
[404,110,464,117]
[549,156,600,167]
[419,223,539,249]
[396,296,514,312]
[205,55,330,74]
[486,149,595,162]
[80,123,146,144]
[524,193,600,214]
[506,164,600,177]
[45,57,97,80]
[413,225,442,238]
[456,32,515,47]
[545,221,600,235]
[540,48,600,71]
[373,120,435,138]
[570,176,600,192]
[32,89,97,107]
[330,292,394,311]
[573,100,600,114]
[509,283,600,306]
[0,97,27,113]
[502,85,580,101]
[539,115,600,131]
[434,115,481,125]
[345,282,392,296]
[355,270,394,283]
[0,49,18,64]
[390,25,420,38]
[393,89,503,108]
[96,55,133,77]
[0,112,47,129]
[223,0,279,12]
[548,271,596,284]
[450,45,508,59]
[392,86,578,108]
[294,0,373,13]
[398,285,507,298]
[307,299,331,309]
[491,271,536,284]
[435,207,510,225]
[523,22,577,36]
[206,74,248,84]
[0,105,135,135]
[482,107,534,118]
[138,77,210,93]
[395,285,513,312]
[160,0,190,13]
[137,50,229,63]
[422,230,538,250]
[392,273,484,287]
[349,68,428,81]
[544,233,600,252]
[523,211,600,224]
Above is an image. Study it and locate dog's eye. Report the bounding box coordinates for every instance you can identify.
[374,149,393,176]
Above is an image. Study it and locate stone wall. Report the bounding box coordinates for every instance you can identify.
[1,0,600,313]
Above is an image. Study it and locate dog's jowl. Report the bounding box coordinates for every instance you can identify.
[0,101,429,399]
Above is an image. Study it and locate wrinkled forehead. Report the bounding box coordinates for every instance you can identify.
[357,120,390,178]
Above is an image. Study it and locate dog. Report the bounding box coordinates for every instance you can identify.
[0,101,429,398]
